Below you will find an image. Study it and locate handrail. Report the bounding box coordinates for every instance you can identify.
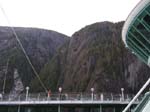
[0,93,142,103]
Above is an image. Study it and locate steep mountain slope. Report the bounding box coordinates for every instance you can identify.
[62,21,150,93]
[33,21,150,94]
[0,27,69,93]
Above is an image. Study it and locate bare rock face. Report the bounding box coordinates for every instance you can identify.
[0,27,69,93]
[62,21,150,93]
[61,21,128,93]
[9,69,24,98]
[35,21,150,94]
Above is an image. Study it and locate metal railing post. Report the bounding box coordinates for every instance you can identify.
[111,93,113,101]
[100,93,104,101]
[9,94,11,101]
[0,93,2,101]
[81,93,83,100]
[121,88,124,101]
[37,93,40,101]
[25,86,29,101]
[91,88,94,101]
[18,95,21,101]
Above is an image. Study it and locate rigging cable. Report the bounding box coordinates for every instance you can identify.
[2,59,9,94]
[0,5,48,93]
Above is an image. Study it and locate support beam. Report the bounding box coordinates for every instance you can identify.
[99,105,102,112]
[58,105,61,112]
[113,107,116,112]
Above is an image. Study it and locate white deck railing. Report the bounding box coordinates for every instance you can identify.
[0,93,142,105]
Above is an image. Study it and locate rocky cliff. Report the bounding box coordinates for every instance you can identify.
[31,21,150,94]
[0,27,69,93]
[1,21,150,94]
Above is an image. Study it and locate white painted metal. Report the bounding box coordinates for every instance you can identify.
[122,0,150,46]
[0,93,140,107]
[148,56,150,67]
[26,87,29,101]
[122,78,150,112]
[142,98,150,112]
[0,100,139,105]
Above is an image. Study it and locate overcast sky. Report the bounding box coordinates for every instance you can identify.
[0,0,141,36]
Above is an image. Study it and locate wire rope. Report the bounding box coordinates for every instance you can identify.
[0,5,48,93]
